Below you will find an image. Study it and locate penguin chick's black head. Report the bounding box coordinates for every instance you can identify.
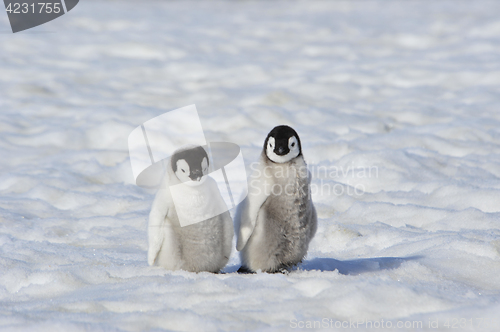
[171,146,209,182]
[264,125,302,163]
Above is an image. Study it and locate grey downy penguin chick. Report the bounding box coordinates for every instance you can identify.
[236,125,317,273]
[148,146,233,273]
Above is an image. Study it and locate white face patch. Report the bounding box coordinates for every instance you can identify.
[201,157,208,176]
[266,136,300,163]
[175,159,191,183]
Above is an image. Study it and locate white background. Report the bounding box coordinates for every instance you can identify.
[1,1,500,331]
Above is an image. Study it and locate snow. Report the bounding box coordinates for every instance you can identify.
[1,0,500,331]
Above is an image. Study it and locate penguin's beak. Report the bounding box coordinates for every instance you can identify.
[190,170,203,181]
[275,146,289,156]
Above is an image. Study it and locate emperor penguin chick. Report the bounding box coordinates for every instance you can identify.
[236,125,317,273]
[148,146,233,273]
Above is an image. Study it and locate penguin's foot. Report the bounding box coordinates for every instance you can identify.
[276,267,290,275]
[237,265,255,274]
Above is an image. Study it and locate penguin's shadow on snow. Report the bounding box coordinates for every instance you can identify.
[297,256,422,275]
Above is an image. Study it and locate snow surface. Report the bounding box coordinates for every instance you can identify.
[1,0,500,331]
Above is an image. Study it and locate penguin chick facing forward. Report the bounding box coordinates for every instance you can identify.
[236,125,317,273]
[148,146,233,273]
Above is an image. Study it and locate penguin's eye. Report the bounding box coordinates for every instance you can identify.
[181,169,186,173]
[291,142,295,147]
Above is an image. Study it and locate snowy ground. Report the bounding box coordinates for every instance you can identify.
[1,0,500,331]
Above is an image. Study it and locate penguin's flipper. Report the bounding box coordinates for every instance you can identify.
[153,221,183,270]
[235,195,268,251]
[148,187,171,265]
[148,230,164,266]
[221,210,234,261]
[235,163,270,251]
